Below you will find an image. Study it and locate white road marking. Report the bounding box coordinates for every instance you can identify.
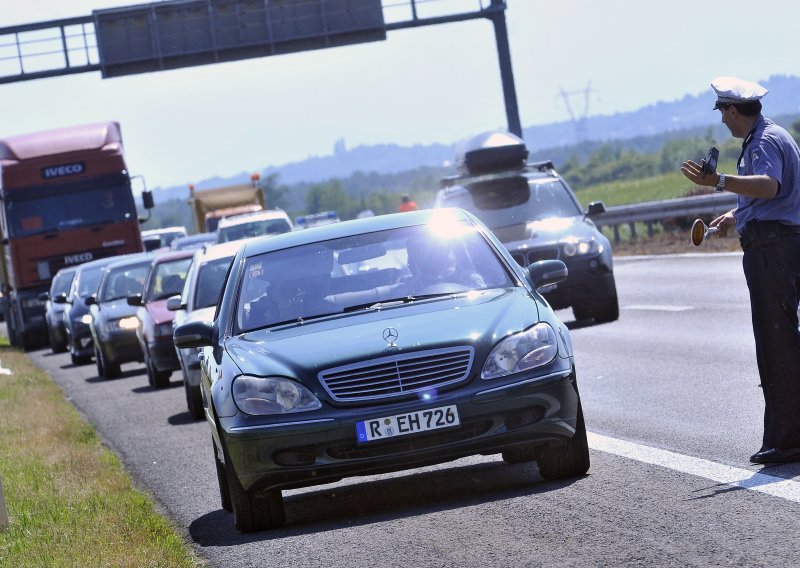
[622,304,694,312]
[588,432,800,504]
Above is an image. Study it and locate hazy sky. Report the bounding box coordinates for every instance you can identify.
[1,0,799,189]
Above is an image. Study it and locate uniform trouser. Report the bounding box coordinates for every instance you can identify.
[741,221,800,449]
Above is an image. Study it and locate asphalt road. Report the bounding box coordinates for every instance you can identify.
[26,252,800,567]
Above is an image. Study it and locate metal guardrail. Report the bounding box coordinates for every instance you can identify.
[591,192,738,242]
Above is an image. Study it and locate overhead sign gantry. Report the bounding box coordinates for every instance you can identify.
[0,0,521,136]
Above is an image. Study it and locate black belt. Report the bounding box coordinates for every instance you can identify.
[739,220,800,250]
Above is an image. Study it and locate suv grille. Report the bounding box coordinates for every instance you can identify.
[512,247,560,267]
[319,347,474,402]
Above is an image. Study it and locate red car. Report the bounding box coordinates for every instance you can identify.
[128,250,194,388]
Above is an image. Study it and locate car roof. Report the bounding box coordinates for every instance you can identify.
[194,239,248,262]
[217,209,290,228]
[141,226,187,236]
[150,249,196,265]
[74,253,139,274]
[102,252,154,272]
[238,209,473,258]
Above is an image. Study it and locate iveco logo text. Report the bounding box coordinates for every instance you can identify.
[41,162,86,179]
[65,252,93,265]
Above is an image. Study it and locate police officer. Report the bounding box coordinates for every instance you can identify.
[681,76,800,464]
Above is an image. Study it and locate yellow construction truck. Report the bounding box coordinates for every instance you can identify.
[187,173,265,234]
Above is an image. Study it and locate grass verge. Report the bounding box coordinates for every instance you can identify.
[0,338,200,567]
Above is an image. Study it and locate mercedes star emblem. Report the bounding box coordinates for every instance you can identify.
[383,327,399,346]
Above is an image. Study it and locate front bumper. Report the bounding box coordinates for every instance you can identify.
[539,255,615,310]
[99,329,143,366]
[220,370,580,493]
[69,321,94,357]
[148,337,181,372]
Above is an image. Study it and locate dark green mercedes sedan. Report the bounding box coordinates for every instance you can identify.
[174,208,589,533]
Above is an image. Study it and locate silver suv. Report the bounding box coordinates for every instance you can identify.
[435,131,618,324]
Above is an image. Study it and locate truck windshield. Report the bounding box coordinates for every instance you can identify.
[5,180,137,238]
[441,178,583,230]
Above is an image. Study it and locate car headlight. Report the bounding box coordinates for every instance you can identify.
[562,238,602,257]
[232,375,322,415]
[119,316,139,330]
[154,322,174,337]
[106,316,139,333]
[81,314,93,324]
[481,323,558,380]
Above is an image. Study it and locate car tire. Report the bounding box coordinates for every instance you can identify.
[48,327,67,354]
[146,355,171,389]
[70,350,92,366]
[573,292,619,324]
[213,442,233,513]
[225,454,285,533]
[536,403,590,481]
[96,345,121,379]
[185,380,204,420]
[501,445,538,464]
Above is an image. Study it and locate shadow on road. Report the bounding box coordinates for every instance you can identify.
[85,368,144,383]
[168,411,201,426]
[188,460,585,546]
[131,380,182,394]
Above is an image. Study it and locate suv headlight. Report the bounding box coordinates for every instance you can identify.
[232,376,322,415]
[562,237,602,257]
[481,323,558,380]
[80,314,93,324]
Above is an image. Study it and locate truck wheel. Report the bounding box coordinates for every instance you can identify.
[536,404,590,481]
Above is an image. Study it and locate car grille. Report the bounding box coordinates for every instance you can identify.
[318,347,474,402]
[512,247,560,267]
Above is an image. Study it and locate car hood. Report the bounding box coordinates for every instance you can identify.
[491,216,597,249]
[227,288,548,377]
[145,299,176,325]
[97,299,139,319]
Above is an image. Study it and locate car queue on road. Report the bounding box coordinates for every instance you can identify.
[33,131,615,535]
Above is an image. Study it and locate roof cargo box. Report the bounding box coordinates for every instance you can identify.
[455,131,528,176]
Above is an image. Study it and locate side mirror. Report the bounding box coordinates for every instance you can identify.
[586,201,606,216]
[52,293,68,304]
[174,320,214,349]
[39,292,50,302]
[127,293,143,307]
[141,189,155,210]
[84,295,97,306]
[527,260,568,289]
[166,296,184,312]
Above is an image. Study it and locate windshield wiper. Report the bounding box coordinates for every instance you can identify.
[342,293,457,313]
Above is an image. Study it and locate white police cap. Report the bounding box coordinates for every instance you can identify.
[711,76,768,109]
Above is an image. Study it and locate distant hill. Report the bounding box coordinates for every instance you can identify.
[151,74,800,201]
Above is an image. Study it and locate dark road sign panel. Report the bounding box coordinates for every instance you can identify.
[94,0,386,78]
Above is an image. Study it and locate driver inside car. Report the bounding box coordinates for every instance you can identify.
[403,235,486,293]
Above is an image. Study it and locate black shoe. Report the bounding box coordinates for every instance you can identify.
[750,447,800,464]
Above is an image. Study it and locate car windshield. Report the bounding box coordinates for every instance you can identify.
[50,270,75,296]
[194,256,234,310]
[100,262,151,302]
[145,258,193,302]
[236,221,514,333]
[75,266,106,299]
[440,178,583,230]
[218,218,292,243]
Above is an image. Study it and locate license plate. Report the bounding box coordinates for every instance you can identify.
[356,405,460,443]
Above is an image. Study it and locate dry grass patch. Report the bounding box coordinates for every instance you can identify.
[0,344,201,567]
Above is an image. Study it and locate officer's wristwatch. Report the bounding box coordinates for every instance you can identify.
[715,173,726,192]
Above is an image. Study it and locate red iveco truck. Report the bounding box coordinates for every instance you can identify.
[0,122,153,350]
